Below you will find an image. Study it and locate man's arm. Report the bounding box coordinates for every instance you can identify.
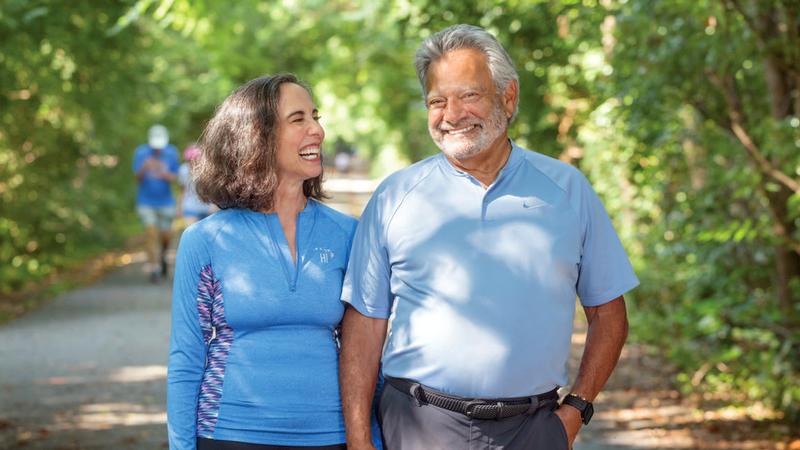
[133,152,150,182]
[158,168,177,182]
[556,295,628,446]
[135,167,147,181]
[339,305,388,450]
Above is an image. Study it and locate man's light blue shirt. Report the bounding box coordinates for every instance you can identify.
[342,142,639,398]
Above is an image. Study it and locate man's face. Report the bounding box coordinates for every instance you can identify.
[425,48,512,160]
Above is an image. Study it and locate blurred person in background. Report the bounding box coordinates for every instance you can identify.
[133,124,179,283]
[177,144,214,226]
[167,73,382,450]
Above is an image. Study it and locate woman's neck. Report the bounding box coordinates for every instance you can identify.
[268,180,307,217]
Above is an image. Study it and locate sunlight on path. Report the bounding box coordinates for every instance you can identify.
[0,173,789,449]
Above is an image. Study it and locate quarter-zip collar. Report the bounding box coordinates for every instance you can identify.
[262,199,318,293]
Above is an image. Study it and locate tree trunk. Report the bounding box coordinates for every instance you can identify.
[758,3,800,321]
[765,187,800,321]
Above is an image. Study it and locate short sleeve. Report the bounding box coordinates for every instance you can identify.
[575,177,639,306]
[132,146,146,172]
[341,193,393,319]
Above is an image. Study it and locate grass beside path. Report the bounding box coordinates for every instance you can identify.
[0,233,148,325]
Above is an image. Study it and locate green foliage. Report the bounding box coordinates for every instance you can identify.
[2,0,798,425]
[583,0,800,422]
[0,0,213,293]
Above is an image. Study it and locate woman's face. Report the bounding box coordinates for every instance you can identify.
[275,82,324,186]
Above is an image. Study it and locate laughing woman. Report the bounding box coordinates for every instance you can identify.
[167,74,379,450]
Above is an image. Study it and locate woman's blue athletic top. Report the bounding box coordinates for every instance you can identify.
[167,200,379,449]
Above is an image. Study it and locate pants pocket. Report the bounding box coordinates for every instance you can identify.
[550,409,570,450]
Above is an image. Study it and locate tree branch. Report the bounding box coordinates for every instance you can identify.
[705,70,800,193]
[721,0,799,81]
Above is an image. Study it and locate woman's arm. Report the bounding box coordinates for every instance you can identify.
[167,229,209,449]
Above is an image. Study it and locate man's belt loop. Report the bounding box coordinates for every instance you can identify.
[524,396,540,415]
[409,382,424,407]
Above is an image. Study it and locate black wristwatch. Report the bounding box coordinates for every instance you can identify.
[561,393,594,425]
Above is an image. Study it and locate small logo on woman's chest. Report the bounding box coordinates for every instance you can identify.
[315,247,335,264]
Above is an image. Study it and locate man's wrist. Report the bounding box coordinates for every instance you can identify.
[561,393,594,425]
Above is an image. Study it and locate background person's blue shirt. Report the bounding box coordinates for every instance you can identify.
[342,142,639,399]
[133,144,179,207]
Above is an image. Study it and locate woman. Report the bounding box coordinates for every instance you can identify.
[177,144,215,226]
[167,74,379,449]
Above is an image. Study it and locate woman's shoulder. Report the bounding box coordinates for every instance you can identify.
[181,209,242,244]
[314,200,357,235]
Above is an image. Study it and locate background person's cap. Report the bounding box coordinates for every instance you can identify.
[148,124,169,149]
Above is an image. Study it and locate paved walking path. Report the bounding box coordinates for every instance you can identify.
[0,175,787,449]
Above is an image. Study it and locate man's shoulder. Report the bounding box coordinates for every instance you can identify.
[374,154,440,197]
[515,145,588,192]
[517,145,582,176]
[164,144,179,156]
[134,144,151,156]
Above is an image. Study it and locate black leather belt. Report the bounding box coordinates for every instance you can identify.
[386,376,558,420]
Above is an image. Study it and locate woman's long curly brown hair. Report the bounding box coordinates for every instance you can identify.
[194,73,326,211]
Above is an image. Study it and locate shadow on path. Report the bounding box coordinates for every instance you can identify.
[0,174,792,449]
[0,261,171,449]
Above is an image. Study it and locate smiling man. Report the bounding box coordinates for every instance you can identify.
[339,25,639,450]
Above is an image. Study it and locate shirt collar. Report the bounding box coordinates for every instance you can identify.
[436,139,524,183]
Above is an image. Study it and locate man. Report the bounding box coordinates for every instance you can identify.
[133,124,179,283]
[339,24,639,450]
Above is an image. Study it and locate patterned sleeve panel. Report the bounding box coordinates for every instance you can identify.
[195,265,234,437]
[168,224,225,450]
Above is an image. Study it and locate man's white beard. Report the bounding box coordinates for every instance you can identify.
[430,102,508,161]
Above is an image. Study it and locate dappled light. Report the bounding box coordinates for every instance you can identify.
[54,402,166,431]
[34,366,167,386]
[107,365,167,384]
[1,0,799,448]
[568,323,794,449]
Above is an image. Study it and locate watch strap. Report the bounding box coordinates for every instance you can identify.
[562,393,593,425]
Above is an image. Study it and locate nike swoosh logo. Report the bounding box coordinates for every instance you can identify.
[523,197,547,209]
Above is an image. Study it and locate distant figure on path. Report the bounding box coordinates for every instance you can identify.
[177,144,214,226]
[339,24,639,450]
[167,73,381,450]
[133,124,179,283]
[334,151,351,174]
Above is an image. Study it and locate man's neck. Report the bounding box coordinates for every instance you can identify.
[446,135,512,189]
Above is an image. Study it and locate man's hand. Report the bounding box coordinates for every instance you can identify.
[142,158,161,171]
[144,158,177,181]
[561,295,628,449]
[554,404,582,448]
